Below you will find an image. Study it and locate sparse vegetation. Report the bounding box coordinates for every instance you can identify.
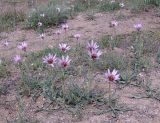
[0,0,160,122]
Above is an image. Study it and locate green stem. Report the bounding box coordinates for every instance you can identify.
[65,31,67,41]
[108,82,111,106]
[88,0,91,9]
[62,69,65,98]
[13,0,16,28]
[109,36,113,50]
[134,32,142,76]
[87,72,92,99]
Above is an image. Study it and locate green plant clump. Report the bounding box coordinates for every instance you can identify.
[145,0,160,6]
[25,3,72,29]
[99,1,120,12]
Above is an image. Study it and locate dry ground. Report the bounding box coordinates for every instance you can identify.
[0,9,160,57]
[0,2,160,123]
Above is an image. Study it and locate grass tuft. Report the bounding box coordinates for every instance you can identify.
[99,1,120,12]
[0,10,25,32]
[0,61,10,78]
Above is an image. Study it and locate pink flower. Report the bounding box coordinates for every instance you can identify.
[59,43,71,52]
[134,23,142,31]
[62,24,69,31]
[87,40,99,51]
[13,55,22,64]
[40,13,45,17]
[3,41,9,47]
[38,22,42,27]
[88,49,102,60]
[43,53,57,67]
[74,34,81,40]
[17,42,28,52]
[110,20,118,27]
[55,30,62,35]
[104,69,120,82]
[40,33,45,39]
[56,8,61,13]
[119,2,125,8]
[58,55,71,68]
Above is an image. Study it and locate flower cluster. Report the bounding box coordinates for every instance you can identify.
[11,20,144,87]
[6,2,148,109]
[13,42,28,64]
[43,54,71,69]
[53,24,70,38]
[87,40,102,60]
